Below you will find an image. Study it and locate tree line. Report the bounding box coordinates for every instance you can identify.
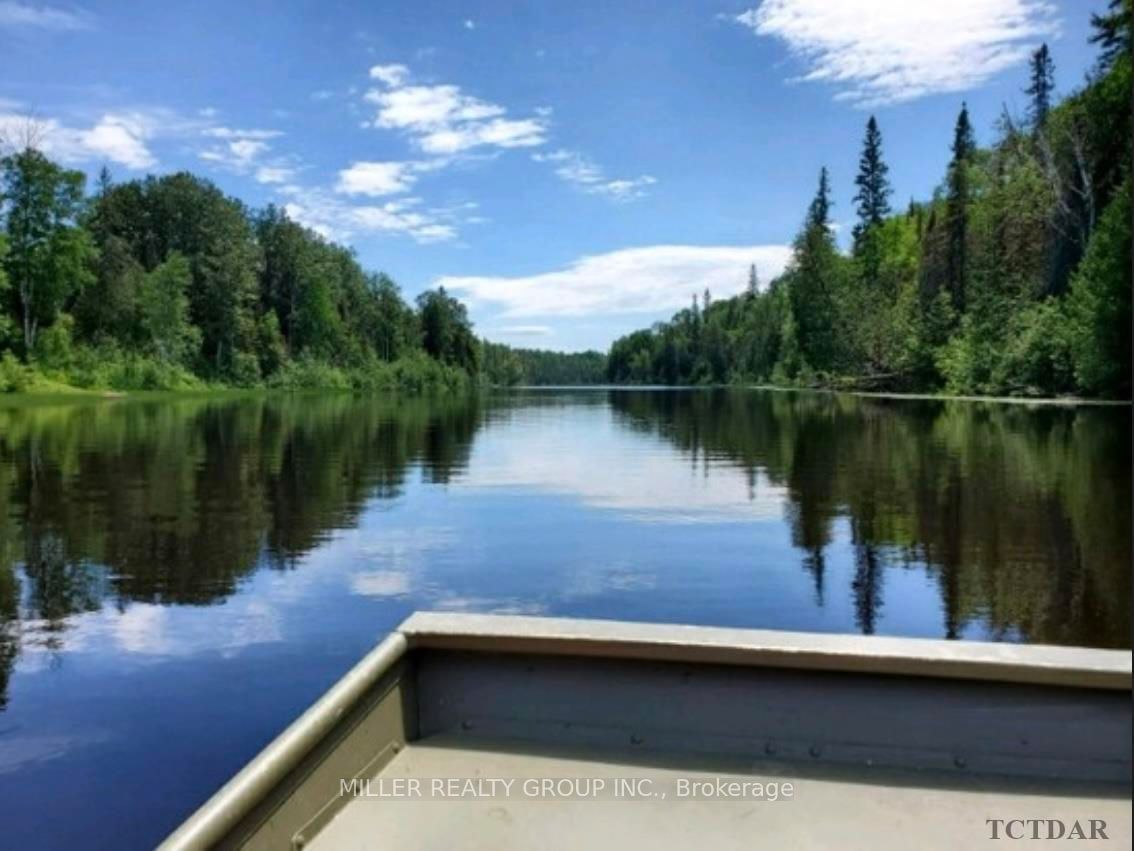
[0,142,536,392]
[482,342,607,385]
[608,3,1131,399]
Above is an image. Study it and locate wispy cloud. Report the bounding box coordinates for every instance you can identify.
[533,148,657,201]
[363,62,548,155]
[197,125,295,182]
[202,126,283,141]
[0,1,91,31]
[0,111,156,168]
[440,244,792,317]
[254,165,295,184]
[280,188,471,244]
[486,325,554,338]
[729,0,1060,106]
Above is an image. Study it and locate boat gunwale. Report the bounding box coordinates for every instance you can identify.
[401,613,1133,691]
[158,613,1131,850]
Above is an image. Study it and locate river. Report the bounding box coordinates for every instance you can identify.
[0,389,1129,848]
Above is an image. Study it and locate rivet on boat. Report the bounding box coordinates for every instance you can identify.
[764,742,777,756]
[630,734,644,745]
[809,745,822,758]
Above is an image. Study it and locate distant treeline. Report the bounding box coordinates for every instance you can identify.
[482,341,607,385]
[608,3,1131,399]
[0,143,495,392]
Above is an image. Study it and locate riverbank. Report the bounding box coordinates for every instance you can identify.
[508,382,1132,407]
[0,352,474,398]
[6,375,1127,410]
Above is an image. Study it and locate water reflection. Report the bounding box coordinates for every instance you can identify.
[0,390,1130,713]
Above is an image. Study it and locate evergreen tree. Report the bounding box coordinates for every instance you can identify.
[1089,0,1132,72]
[852,116,892,284]
[806,166,831,230]
[789,168,846,372]
[945,104,975,312]
[852,116,892,240]
[747,264,758,298]
[1024,44,1055,128]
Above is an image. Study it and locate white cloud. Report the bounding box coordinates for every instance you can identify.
[731,0,1059,106]
[202,126,282,140]
[369,63,409,86]
[363,63,548,154]
[0,1,90,30]
[198,125,289,175]
[457,404,788,524]
[76,114,156,168]
[464,19,476,30]
[336,160,422,196]
[282,190,466,244]
[533,148,657,201]
[0,111,156,169]
[440,244,792,317]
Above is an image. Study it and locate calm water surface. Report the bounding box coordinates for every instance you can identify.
[0,389,1130,848]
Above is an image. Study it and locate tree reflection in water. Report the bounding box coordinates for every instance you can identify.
[1,389,1130,709]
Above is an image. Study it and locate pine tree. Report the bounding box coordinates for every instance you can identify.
[852,116,892,240]
[747,264,759,298]
[806,167,831,231]
[945,104,975,311]
[1024,44,1055,128]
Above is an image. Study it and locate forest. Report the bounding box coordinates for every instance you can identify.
[2,2,1128,398]
[608,3,1131,399]
[0,141,504,393]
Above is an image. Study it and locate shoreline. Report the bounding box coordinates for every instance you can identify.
[3,381,1131,408]
[504,383,1132,407]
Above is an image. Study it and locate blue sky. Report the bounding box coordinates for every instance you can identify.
[0,0,1107,351]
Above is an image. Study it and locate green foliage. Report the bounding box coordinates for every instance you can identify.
[481,342,606,385]
[417,287,480,374]
[0,149,95,354]
[139,252,200,365]
[1,159,487,394]
[0,352,34,393]
[606,12,1129,400]
[1067,177,1132,397]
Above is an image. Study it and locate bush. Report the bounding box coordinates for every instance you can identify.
[65,344,203,391]
[0,352,35,393]
[990,300,1075,396]
[267,357,352,390]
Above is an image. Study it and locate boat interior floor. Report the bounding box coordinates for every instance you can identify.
[308,734,1132,850]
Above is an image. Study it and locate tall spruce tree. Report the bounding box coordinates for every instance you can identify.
[789,167,844,372]
[945,103,975,312]
[806,166,832,231]
[1024,43,1055,128]
[852,116,892,282]
[853,116,892,239]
